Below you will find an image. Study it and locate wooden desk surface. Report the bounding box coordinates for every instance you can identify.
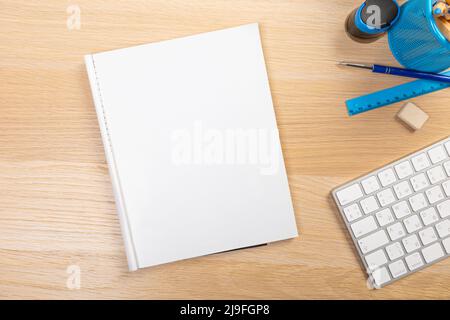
[1,0,449,299]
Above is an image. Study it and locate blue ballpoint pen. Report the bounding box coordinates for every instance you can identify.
[339,61,450,84]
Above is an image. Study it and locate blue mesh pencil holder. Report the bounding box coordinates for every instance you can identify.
[388,0,450,72]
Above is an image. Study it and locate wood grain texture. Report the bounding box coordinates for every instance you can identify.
[1,0,450,299]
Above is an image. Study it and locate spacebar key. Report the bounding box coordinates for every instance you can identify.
[358,230,389,255]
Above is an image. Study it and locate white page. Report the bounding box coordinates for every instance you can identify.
[86,23,298,269]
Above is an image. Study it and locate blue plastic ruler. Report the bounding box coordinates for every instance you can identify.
[346,71,450,116]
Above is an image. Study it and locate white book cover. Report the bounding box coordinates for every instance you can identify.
[84,23,298,271]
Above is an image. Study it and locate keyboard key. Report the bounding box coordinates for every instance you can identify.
[343,203,363,222]
[410,173,430,192]
[443,238,450,254]
[403,215,423,233]
[392,201,412,219]
[361,176,381,194]
[358,230,389,254]
[386,242,404,260]
[378,168,397,187]
[412,153,431,171]
[365,249,388,271]
[389,260,407,278]
[427,166,446,184]
[444,161,450,176]
[375,208,394,227]
[402,234,421,253]
[372,267,391,287]
[377,189,396,207]
[395,161,414,179]
[393,181,413,199]
[428,145,447,164]
[387,222,406,241]
[419,227,438,246]
[360,196,379,214]
[336,184,363,206]
[422,243,445,263]
[405,252,424,271]
[351,216,378,238]
[443,180,450,197]
[420,207,439,226]
[425,186,445,204]
[446,142,450,157]
[409,193,428,212]
[437,200,450,218]
[436,220,450,238]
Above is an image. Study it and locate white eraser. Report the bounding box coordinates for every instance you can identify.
[397,102,429,131]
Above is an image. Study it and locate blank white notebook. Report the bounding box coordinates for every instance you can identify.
[84,23,298,271]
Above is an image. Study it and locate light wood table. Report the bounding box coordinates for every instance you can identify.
[1,0,449,299]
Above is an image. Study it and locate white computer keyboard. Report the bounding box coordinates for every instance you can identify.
[332,136,450,288]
